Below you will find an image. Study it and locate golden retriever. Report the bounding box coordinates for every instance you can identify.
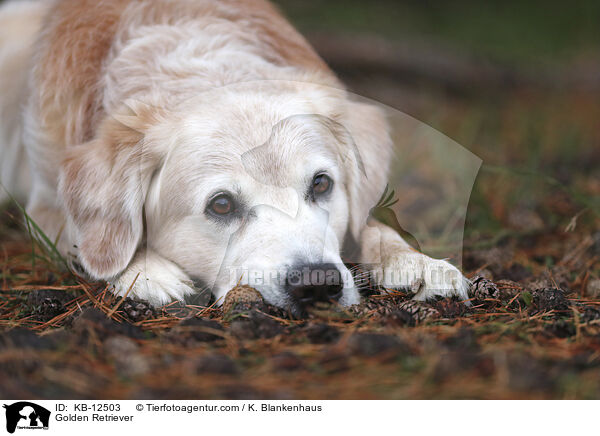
[0,0,469,314]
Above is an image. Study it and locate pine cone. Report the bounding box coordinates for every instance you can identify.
[494,279,523,300]
[531,288,570,313]
[222,285,266,316]
[349,292,409,318]
[469,276,500,300]
[397,300,440,323]
[120,298,157,323]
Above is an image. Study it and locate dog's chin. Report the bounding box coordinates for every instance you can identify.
[256,284,361,319]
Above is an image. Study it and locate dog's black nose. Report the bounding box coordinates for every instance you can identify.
[285,263,343,306]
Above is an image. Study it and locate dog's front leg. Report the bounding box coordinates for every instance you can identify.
[359,219,470,302]
[109,248,196,307]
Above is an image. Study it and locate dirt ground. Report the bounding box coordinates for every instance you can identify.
[1,2,599,400]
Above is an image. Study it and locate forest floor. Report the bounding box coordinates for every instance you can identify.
[0,213,599,399]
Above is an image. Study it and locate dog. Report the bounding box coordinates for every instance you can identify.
[0,0,469,315]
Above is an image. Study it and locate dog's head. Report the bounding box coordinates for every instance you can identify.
[60,82,392,313]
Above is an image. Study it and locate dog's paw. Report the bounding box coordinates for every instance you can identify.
[373,252,470,303]
[108,251,196,307]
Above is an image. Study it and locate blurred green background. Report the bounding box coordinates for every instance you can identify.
[274,0,600,249]
[275,0,600,63]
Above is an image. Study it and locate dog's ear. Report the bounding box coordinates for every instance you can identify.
[59,110,161,279]
[339,101,393,241]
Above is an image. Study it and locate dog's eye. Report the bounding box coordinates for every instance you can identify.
[208,194,234,216]
[311,173,333,197]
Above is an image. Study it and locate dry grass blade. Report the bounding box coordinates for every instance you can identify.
[106,272,140,319]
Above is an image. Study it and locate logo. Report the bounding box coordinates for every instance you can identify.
[3,402,50,434]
